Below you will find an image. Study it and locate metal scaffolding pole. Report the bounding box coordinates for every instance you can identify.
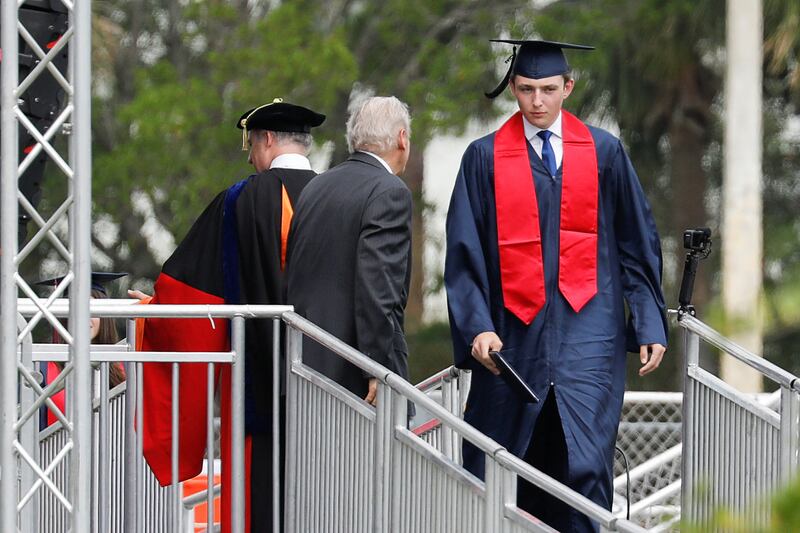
[69,0,94,529]
[1,2,22,532]
[1,0,92,531]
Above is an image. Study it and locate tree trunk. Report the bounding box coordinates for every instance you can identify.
[401,146,425,333]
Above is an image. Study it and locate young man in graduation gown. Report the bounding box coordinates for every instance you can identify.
[286,96,413,405]
[135,99,324,533]
[444,40,668,532]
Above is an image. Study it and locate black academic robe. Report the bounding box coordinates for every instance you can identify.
[140,167,316,533]
[286,152,413,398]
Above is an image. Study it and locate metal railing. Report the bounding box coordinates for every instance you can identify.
[678,311,800,528]
[13,299,292,533]
[38,382,179,532]
[282,311,647,533]
[22,298,799,532]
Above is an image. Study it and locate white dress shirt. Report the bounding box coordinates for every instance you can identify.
[523,112,564,172]
[270,152,313,171]
[360,151,394,174]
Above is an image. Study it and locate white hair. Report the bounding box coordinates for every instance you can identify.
[249,129,313,151]
[346,96,411,154]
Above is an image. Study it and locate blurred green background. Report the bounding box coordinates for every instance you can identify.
[26,0,800,389]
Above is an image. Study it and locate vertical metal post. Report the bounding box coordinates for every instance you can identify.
[135,362,145,533]
[98,362,110,533]
[0,0,21,529]
[779,386,800,484]
[390,387,407,531]
[272,318,281,533]
[69,0,94,530]
[283,326,303,533]
[681,327,700,522]
[373,382,392,533]
[441,377,454,460]
[231,316,246,533]
[484,455,503,532]
[19,327,38,533]
[171,363,181,532]
[123,320,138,532]
[206,362,215,531]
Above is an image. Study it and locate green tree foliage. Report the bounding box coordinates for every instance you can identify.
[90,2,357,278]
[29,1,799,387]
[83,0,535,320]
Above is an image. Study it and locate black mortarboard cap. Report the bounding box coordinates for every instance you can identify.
[485,39,594,99]
[236,98,326,150]
[36,272,127,296]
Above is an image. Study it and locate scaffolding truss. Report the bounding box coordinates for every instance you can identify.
[1,0,93,531]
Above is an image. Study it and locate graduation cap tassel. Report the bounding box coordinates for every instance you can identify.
[484,47,517,99]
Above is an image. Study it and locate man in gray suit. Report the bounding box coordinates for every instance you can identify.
[286,96,412,405]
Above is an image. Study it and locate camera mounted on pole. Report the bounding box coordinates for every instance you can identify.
[678,227,712,316]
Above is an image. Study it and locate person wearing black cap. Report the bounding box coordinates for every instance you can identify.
[444,40,668,531]
[133,99,325,533]
[37,272,127,427]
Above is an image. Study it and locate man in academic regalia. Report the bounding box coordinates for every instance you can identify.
[444,40,668,532]
[134,99,324,533]
[286,96,413,404]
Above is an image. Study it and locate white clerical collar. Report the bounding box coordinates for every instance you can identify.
[360,151,394,174]
[522,111,563,142]
[270,153,312,171]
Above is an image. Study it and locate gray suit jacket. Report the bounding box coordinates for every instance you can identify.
[286,151,413,397]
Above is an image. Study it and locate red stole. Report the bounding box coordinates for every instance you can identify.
[493,110,598,324]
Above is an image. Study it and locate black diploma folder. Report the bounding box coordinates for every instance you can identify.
[489,350,540,403]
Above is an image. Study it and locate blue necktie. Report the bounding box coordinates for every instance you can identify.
[537,130,557,177]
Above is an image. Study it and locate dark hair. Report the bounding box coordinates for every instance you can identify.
[53,290,125,387]
[90,289,125,387]
[510,72,573,86]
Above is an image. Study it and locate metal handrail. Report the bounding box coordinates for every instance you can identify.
[677,312,800,390]
[281,311,647,532]
[17,298,293,319]
[183,483,221,508]
[415,365,460,392]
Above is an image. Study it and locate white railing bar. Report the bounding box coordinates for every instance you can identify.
[646,511,682,533]
[628,480,682,517]
[30,350,236,363]
[183,483,221,508]
[689,366,781,428]
[28,343,129,354]
[415,366,460,392]
[17,299,292,318]
[679,313,800,390]
[622,392,683,404]
[613,443,682,491]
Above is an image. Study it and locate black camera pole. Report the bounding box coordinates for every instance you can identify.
[678,253,702,315]
[678,228,712,316]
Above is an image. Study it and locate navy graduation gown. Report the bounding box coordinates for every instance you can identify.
[444,123,667,524]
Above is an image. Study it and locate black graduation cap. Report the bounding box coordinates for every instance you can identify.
[236,98,326,150]
[36,272,127,297]
[485,39,594,99]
